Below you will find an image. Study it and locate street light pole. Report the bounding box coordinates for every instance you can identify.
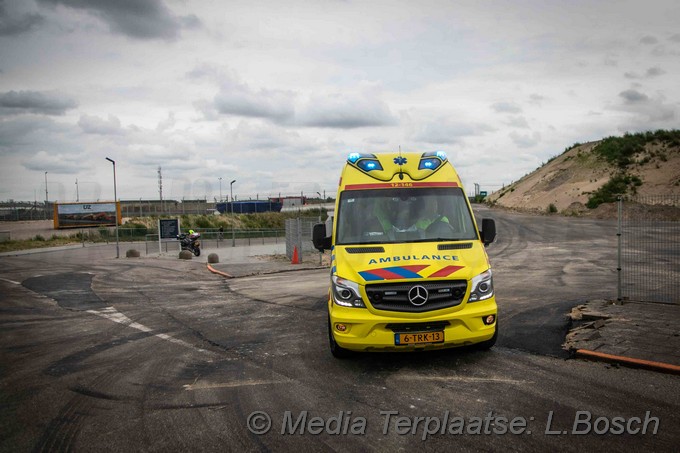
[76,178,83,247]
[44,171,48,220]
[105,157,120,258]
[230,179,236,247]
[219,177,223,202]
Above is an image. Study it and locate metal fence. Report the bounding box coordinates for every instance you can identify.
[285,217,320,263]
[143,228,284,255]
[618,195,680,304]
[0,203,47,221]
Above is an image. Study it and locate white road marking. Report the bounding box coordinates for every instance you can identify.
[183,379,290,390]
[0,277,21,285]
[396,374,532,385]
[87,306,212,355]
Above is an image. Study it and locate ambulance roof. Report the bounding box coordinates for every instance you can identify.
[340,151,463,189]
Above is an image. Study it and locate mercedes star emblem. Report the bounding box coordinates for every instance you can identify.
[408,285,429,306]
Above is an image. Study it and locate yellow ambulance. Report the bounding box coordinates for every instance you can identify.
[313,151,497,357]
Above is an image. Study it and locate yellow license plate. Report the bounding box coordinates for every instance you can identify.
[395,331,444,345]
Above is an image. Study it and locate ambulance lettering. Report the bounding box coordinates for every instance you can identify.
[368,255,458,265]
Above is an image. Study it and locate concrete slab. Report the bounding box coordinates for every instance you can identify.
[565,299,680,374]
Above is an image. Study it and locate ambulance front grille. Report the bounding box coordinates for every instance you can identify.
[366,281,467,313]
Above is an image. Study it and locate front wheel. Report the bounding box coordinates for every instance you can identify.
[328,318,353,359]
[193,247,201,257]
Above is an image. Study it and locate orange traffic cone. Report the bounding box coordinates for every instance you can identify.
[291,246,300,264]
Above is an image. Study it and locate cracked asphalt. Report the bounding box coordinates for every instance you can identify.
[1,207,678,452]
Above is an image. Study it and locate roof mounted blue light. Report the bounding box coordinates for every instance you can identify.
[348,152,361,164]
[421,150,448,161]
[348,153,383,172]
[418,158,441,170]
[357,158,383,172]
[419,151,447,171]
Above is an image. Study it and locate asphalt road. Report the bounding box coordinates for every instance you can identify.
[1,208,678,452]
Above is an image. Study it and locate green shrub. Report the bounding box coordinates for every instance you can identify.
[193,215,213,229]
[593,129,680,168]
[34,234,45,241]
[586,173,643,209]
[124,222,148,236]
[548,203,558,213]
[156,210,326,232]
[564,142,581,154]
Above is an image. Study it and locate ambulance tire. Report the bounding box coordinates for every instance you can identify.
[328,318,353,359]
[475,322,498,351]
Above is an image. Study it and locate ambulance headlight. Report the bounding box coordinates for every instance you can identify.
[331,276,365,308]
[468,269,494,302]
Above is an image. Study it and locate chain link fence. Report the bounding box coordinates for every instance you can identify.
[618,195,680,304]
[285,217,321,263]
[0,202,49,221]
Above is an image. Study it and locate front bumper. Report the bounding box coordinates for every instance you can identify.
[328,296,497,351]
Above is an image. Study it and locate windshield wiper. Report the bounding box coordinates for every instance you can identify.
[409,237,463,243]
[340,240,385,245]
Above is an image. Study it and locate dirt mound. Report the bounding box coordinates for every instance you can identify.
[487,132,680,216]
[562,202,588,216]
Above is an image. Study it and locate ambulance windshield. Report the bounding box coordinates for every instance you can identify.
[336,187,477,245]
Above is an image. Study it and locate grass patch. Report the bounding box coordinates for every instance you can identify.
[0,236,82,253]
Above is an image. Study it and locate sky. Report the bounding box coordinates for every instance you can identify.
[1,0,679,204]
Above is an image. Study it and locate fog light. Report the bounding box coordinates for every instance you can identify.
[336,323,347,332]
[483,315,496,325]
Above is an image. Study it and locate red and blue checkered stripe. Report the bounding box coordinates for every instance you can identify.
[359,265,463,281]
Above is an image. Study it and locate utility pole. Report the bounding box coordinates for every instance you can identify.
[76,178,79,202]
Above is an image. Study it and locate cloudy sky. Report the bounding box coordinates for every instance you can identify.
[1,0,678,203]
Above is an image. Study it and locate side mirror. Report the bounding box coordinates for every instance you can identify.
[312,223,332,251]
[480,218,496,246]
